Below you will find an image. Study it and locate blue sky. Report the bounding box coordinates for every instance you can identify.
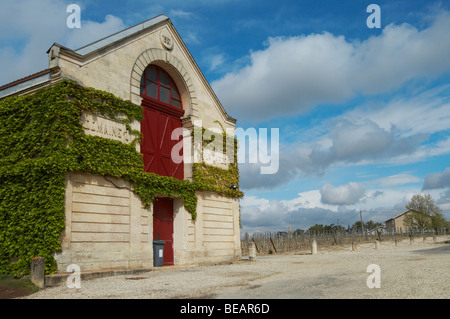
[1,0,450,233]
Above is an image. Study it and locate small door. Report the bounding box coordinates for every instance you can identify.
[153,197,174,266]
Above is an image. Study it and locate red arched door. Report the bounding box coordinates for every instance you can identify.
[140,64,184,180]
[140,64,184,266]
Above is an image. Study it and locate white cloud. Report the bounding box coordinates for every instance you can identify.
[240,195,270,209]
[0,0,66,85]
[213,33,354,121]
[240,197,290,233]
[239,81,450,190]
[182,31,200,45]
[341,84,450,139]
[282,190,338,212]
[423,167,450,190]
[0,0,125,86]
[373,174,422,188]
[212,11,450,122]
[238,116,424,190]
[206,53,226,71]
[239,185,450,233]
[320,182,366,206]
[327,119,410,162]
[168,9,194,19]
[351,14,450,95]
[64,14,126,50]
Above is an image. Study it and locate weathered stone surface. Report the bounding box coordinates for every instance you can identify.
[55,174,241,273]
[31,257,45,288]
[49,17,241,273]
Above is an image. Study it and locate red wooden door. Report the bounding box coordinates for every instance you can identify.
[141,99,184,180]
[139,65,185,267]
[153,197,174,266]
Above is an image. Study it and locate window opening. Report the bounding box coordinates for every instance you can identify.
[140,65,182,108]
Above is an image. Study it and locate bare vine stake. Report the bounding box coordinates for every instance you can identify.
[269,236,277,253]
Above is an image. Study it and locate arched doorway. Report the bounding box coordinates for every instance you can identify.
[140,64,184,179]
[140,64,185,266]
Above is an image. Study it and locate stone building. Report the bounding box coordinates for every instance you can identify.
[385,209,431,233]
[0,15,241,273]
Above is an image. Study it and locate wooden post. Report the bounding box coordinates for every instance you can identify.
[245,232,249,255]
[31,257,45,288]
[375,240,380,250]
[360,210,365,236]
[269,236,277,253]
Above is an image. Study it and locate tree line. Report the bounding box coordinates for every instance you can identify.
[292,194,448,235]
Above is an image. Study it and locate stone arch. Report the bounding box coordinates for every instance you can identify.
[130,48,196,119]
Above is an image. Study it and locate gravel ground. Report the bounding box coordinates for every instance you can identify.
[23,237,449,299]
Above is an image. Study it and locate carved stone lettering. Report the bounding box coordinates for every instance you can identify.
[80,112,132,144]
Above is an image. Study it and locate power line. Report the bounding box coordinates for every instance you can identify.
[339,212,360,225]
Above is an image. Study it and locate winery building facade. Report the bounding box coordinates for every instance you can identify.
[0,15,242,274]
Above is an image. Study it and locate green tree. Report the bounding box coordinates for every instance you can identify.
[329,224,346,232]
[405,194,446,231]
[365,220,383,230]
[351,220,382,232]
[308,224,327,233]
[307,224,346,233]
[292,229,304,236]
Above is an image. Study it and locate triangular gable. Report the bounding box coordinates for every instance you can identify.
[46,15,236,130]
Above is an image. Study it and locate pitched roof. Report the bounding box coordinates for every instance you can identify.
[385,209,422,222]
[0,69,51,91]
[0,15,169,99]
[0,69,53,99]
[1,14,237,124]
[66,14,168,56]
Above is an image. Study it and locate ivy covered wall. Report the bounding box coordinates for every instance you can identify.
[0,80,242,275]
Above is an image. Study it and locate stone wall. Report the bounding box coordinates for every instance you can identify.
[55,175,241,272]
[50,17,241,272]
[182,192,241,265]
[55,173,153,272]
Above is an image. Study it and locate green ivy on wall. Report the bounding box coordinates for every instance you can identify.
[0,80,242,276]
[191,127,243,198]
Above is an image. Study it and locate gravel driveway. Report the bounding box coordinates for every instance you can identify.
[23,239,449,299]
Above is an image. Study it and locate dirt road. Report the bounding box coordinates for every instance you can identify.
[23,239,449,299]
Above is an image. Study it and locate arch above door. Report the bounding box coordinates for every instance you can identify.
[130,48,196,119]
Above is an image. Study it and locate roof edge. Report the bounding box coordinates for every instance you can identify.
[73,14,168,56]
[0,69,56,99]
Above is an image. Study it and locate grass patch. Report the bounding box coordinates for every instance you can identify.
[0,275,40,299]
